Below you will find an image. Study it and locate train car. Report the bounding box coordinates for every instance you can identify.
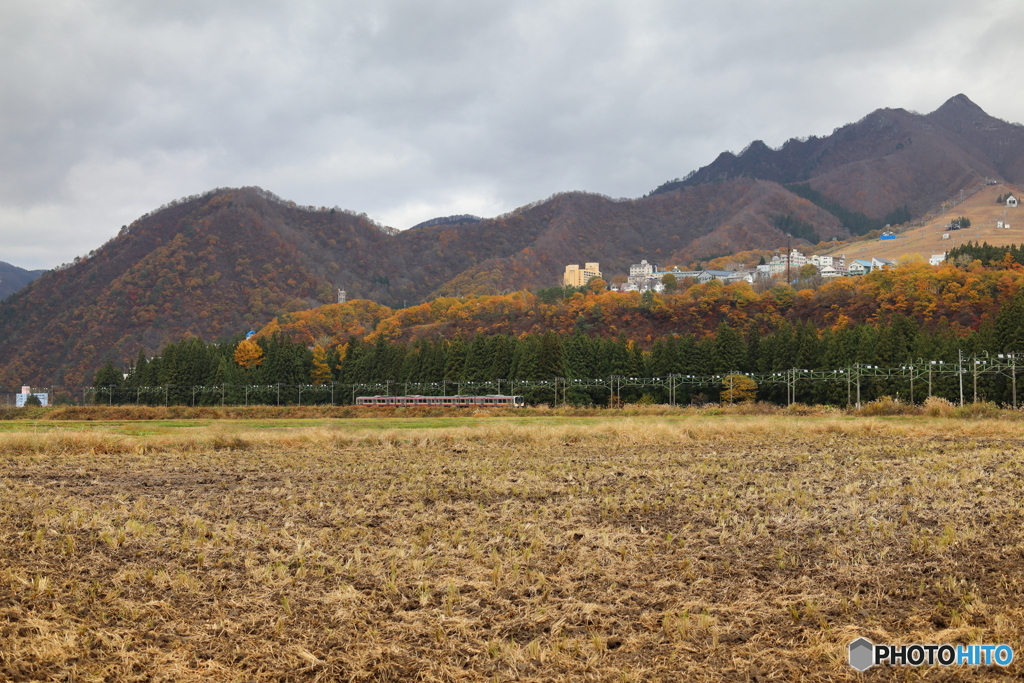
[355,394,525,407]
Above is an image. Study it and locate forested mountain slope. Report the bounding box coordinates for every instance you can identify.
[0,182,841,388]
[660,95,1024,220]
[0,189,393,387]
[0,262,45,300]
[7,94,1024,390]
[261,260,1023,352]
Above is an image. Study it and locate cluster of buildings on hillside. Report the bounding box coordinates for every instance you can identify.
[565,248,939,293]
[625,260,754,288]
[753,251,901,280]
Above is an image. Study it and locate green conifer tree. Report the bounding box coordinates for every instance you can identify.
[511,335,542,380]
[488,334,514,382]
[713,323,746,373]
[444,339,467,382]
[995,291,1024,352]
[337,337,365,385]
[538,331,566,379]
[462,333,492,383]
[650,337,671,377]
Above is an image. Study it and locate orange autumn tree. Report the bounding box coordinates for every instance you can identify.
[234,339,264,369]
[311,345,332,385]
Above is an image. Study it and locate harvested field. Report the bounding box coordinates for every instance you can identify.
[1,417,1023,681]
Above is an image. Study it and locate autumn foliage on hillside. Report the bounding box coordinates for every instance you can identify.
[87,258,1024,408]
[0,181,845,388]
[0,189,385,388]
[8,95,1024,390]
[263,261,1024,351]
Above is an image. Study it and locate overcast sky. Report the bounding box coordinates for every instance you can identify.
[3,0,1024,269]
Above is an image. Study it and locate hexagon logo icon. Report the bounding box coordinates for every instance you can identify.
[849,638,874,671]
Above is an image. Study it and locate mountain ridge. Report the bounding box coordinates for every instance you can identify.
[3,94,1024,388]
[0,180,842,387]
[656,95,1024,221]
[0,262,45,301]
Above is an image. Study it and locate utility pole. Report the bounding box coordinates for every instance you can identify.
[909,363,914,405]
[856,364,861,408]
[958,349,964,406]
[973,359,978,404]
[1012,354,1017,410]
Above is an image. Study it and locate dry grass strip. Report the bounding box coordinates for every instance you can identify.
[1,418,1022,681]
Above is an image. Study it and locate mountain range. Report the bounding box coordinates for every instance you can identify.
[0,262,45,301]
[2,94,1023,389]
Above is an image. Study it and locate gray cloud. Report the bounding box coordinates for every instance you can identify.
[2,0,1023,268]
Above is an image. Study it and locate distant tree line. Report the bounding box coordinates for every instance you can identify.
[947,241,1024,266]
[773,214,820,244]
[785,183,911,235]
[92,296,1024,406]
[408,215,482,230]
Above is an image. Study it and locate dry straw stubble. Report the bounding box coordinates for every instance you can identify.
[1,417,1022,681]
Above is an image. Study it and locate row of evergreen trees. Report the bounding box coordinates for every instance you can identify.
[92,293,1024,406]
[947,241,1024,267]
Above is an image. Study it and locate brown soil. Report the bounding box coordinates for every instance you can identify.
[1,419,1022,681]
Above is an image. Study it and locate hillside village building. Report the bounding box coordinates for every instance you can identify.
[626,260,662,291]
[787,249,808,268]
[847,260,873,276]
[564,262,602,287]
[629,259,656,280]
[701,270,755,284]
[810,254,845,269]
[1007,194,1018,208]
[819,265,849,278]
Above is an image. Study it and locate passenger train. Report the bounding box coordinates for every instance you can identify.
[355,394,525,407]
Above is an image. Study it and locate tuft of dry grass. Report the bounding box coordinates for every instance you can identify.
[1,417,1023,680]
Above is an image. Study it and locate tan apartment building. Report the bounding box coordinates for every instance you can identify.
[564,262,601,287]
